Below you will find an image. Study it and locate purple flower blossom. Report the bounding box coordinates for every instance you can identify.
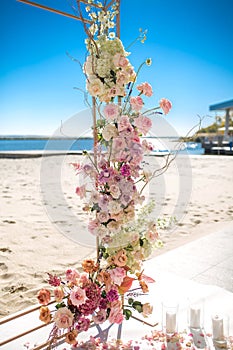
[106,289,119,302]
[75,317,90,332]
[120,164,131,177]
[99,298,108,309]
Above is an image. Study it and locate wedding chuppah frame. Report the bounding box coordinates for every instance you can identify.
[17,0,121,262]
[0,1,159,348]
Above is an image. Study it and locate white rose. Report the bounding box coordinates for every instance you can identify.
[102,124,118,141]
[87,76,104,97]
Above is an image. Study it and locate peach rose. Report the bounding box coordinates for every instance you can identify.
[139,280,149,293]
[159,98,172,114]
[54,286,64,302]
[107,220,121,232]
[54,307,74,329]
[87,76,104,97]
[97,271,112,290]
[113,249,127,267]
[142,303,153,317]
[65,329,78,345]
[39,306,52,323]
[37,288,51,305]
[82,259,99,273]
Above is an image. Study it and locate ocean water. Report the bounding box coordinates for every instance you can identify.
[0,138,204,155]
[0,138,93,152]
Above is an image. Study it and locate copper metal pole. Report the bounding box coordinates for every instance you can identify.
[17,0,92,23]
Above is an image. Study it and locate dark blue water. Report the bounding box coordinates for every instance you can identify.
[0,138,94,151]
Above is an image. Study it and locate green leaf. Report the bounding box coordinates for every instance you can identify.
[123,308,132,320]
[55,302,66,309]
[128,298,134,305]
[132,301,143,313]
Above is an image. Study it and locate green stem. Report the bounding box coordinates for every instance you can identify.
[122,61,146,114]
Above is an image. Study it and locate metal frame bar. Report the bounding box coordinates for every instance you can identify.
[17,0,92,23]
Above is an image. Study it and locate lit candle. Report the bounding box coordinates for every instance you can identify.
[166,312,177,333]
[212,315,224,340]
[190,307,201,328]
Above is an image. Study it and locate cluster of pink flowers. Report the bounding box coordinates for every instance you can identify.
[37,260,154,345]
[37,1,172,346]
[75,79,171,247]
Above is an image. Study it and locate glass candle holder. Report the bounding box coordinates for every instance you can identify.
[188,299,204,330]
[212,313,229,346]
[162,301,179,335]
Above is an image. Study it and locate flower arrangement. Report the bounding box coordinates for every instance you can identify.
[37,0,172,346]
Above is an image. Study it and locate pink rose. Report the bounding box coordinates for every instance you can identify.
[113,53,129,68]
[70,286,87,306]
[112,137,127,151]
[66,268,80,283]
[109,267,126,286]
[117,115,132,132]
[134,115,152,135]
[92,309,107,324]
[103,103,120,120]
[116,70,128,85]
[130,96,144,112]
[54,307,74,329]
[75,185,86,199]
[137,82,153,97]
[108,300,124,324]
[88,219,99,235]
[159,98,172,114]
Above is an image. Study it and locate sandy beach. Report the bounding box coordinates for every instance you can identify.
[0,154,233,318]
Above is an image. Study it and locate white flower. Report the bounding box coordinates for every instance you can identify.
[109,32,115,39]
[87,76,104,97]
[102,124,118,141]
[108,201,122,214]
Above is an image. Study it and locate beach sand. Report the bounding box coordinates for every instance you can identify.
[0,154,233,318]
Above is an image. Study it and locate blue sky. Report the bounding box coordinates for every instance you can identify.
[1,0,233,136]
